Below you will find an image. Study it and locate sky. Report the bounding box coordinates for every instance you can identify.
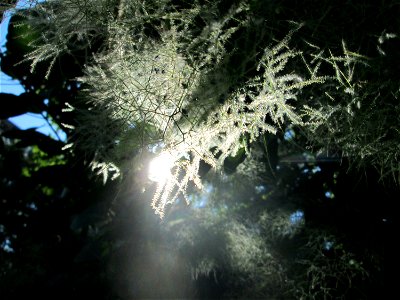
[0,0,66,140]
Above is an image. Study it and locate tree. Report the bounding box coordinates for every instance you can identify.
[1,5,120,298]
[1,0,398,298]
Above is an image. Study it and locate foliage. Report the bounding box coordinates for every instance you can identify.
[1,0,399,299]
[18,0,331,216]
[164,161,383,299]
[17,0,399,214]
[1,4,119,297]
[302,38,400,183]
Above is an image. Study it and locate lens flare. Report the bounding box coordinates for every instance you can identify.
[148,152,175,183]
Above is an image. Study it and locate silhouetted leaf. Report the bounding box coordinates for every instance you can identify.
[0,93,45,118]
[1,128,63,155]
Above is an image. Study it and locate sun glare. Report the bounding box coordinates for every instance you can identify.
[148,152,175,183]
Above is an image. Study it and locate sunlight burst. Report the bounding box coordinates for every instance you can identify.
[148,152,175,183]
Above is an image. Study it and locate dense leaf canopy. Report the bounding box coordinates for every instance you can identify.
[1,0,399,298]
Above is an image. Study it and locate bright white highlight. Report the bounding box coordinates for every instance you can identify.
[148,152,175,183]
